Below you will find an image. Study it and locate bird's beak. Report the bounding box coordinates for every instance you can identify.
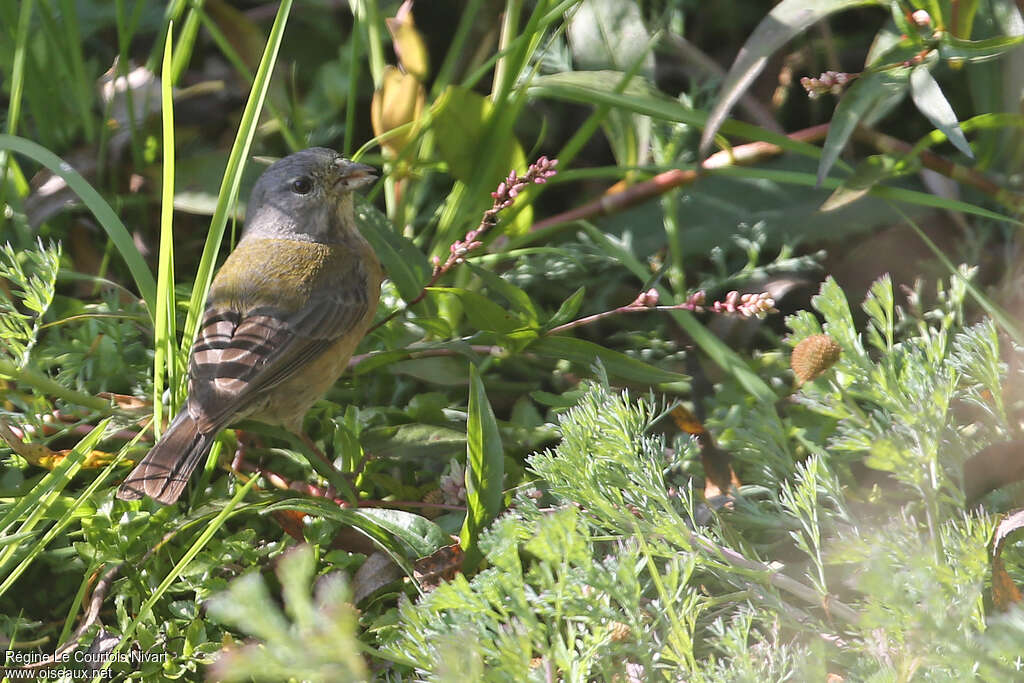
[333,159,377,190]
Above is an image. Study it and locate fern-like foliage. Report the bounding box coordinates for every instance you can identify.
[0,240,61,367]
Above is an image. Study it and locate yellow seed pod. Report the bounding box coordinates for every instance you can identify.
[791,334,841,385]
[371,65,425,155]
[386,0,429,81]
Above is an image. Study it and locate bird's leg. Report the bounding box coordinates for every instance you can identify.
[231,429,263,471]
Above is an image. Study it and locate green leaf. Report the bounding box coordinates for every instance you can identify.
[351,340,479,376]
[528,70,823,160]
[700,0,881,154]
[909,65,974,159]
[355,196,430,302]
[263,498,437,574]
[817,70,908,185]
[179,0,294,358]
[460,363,504,572]
[464,262,537,324]
[546,286,586,328]
[432,85,530,232]
[820,154,911,211]
[154,24,179,430]
[566,0,654,77]
[389,356,470,385]
[530,336,688,386]
[938,34,1024,62]
[360,423,467,461]
[565,0,654,167]
[429,286,528,334]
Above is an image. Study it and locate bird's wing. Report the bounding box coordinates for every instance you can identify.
[187,278,370,432]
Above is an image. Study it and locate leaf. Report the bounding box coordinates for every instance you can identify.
[353,508,448,559]
[909,65,974,159]
[816,70,909,185]
[388,356,470,385]
[938,34,1024,63]
[263,498,440,573]
[700,0,881,154]
[360,423,467,461]
[564,2,655,167]
[460,363,504,572]
[428,287,528,334]
[0,135,157,317]
[432,84,527,193]
[566,0,655,77]
[464,262,538,324]
[351,340,479,376]
[820,154,910,211]
[527,71,823,160]
[546,286,586,328]
[530,336,688,386]
[354,196,430,302]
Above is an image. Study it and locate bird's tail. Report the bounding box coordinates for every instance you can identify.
[117,409,214,505]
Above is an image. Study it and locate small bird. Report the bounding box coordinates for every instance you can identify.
[117,147,383,504]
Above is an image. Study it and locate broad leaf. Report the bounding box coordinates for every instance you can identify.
[701,0,881,155]
[355,196,430,303]
[546,286,586,328]
[432,85,530,232]
[530,335,688,386]
[464,262,538,324]
[909,65,974,158]
[428,287,528,334]
[460,363,504,571]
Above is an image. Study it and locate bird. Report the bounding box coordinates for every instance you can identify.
[117,147,383,505]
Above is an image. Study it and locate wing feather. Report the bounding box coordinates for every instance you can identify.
[187,275,369,430]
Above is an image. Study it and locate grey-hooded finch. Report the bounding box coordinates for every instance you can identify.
[117,147,383,504]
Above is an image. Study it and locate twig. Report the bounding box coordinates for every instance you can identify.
[547,289,777,336]
[529,124,830,233]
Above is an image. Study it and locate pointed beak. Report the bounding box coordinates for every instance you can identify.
[333,158,377,190]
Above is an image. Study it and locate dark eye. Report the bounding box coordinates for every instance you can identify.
[291,177,313,195]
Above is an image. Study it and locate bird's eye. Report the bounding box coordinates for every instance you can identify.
[291,177,313,195]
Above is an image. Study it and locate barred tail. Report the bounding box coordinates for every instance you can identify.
[116,410,214,505]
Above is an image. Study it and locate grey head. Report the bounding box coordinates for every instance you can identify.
[242,147,376,244]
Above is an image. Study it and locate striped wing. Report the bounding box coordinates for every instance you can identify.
[187,285,369,431]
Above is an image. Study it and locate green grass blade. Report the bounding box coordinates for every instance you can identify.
[154,22,179,432]
[0,135,157,316]
[0,420,138,600]
[179,0,294,362]
[0,419,111,596]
